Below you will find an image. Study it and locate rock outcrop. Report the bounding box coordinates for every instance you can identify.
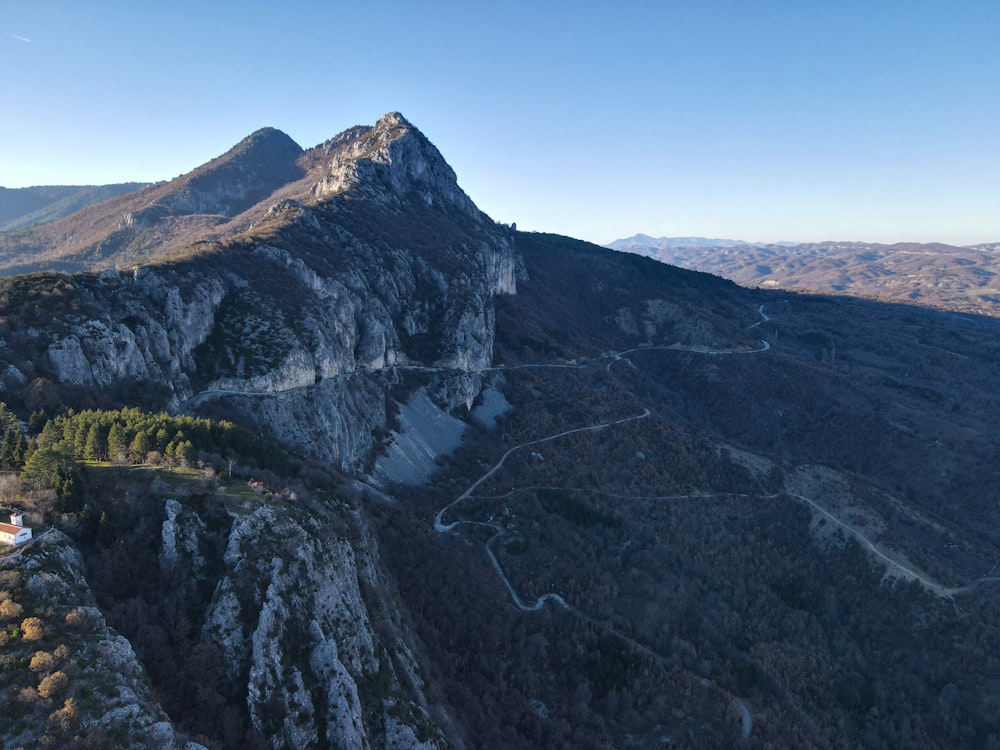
[1,494,450,750]
[0,532,206,750]
[0,113,519,472]
[199,502,448,750]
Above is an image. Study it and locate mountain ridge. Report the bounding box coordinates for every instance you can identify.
[0,112,486,277]
[0,112,517,474]
[608,234,750,250]
[0,183,151,232]
[610,234,1000,315]
[609,234,994,250]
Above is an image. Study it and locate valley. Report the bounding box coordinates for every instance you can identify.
[382,273,1000,748]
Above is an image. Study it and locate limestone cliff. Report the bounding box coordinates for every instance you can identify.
[0,113,519,473]
[0,532,206,750]
[1,492,451,750]
[201,503,446,750]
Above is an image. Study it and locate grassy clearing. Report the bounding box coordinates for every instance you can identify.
[83,461,262,502]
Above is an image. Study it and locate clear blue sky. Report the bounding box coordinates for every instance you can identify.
[3,1,999,245]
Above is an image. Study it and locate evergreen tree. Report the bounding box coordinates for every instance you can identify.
[61,416,76,445]
[74,418,90,456]
[164,440,179,467]
[131,430,151,464]
[0,426,25,468]
[21,446,71,490]
[83,423,104,461]
[0,402,19,434]
[107,423,127,462]
[177,440,195,467]
[155,427,170,452]
[28,409,48,435]
[39,419,63,449]
[56,472,83,512]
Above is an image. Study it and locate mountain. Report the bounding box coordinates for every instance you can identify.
[2,116,1000,749]
[608,234,749,251]
[0,183,150,232]
[0,113,516,475]
[610,236,1000,316]
[0,127,308,276]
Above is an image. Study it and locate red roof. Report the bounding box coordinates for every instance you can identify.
[0,522,29,535]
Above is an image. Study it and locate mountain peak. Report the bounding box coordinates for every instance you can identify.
[0,113,484,274]
[310,113,480,218]
[374,111,412,129]
[243,125,294,141]
[161,126,303,218]
[203,126,303,175]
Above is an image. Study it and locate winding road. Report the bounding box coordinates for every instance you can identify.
[732,697,753,744]
[425,298,997,742]
[170,305,775,743]
[174,305,773,415]
[434,408,651,533]
[429,305,773,742]
[747,303,770,329]
[788,491,1000,598]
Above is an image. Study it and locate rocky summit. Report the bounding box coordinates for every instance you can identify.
[0,113,517,473]
[2,114,1000,750]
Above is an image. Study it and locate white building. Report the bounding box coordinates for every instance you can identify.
[0,512,32,546]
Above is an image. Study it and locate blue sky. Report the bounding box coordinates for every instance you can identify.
[2,1,998,244]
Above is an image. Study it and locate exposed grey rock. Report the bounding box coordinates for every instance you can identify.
[3,363,26,387]
[1,532,189,750]
[314,112,477,215]
[373,388,468,487]
[203,504,445,750]
[48,334,94,384]
[30,114,516,473]
[470,378,511,431]
[160,498,207,573]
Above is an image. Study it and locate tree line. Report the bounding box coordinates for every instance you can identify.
[0,403,290,498]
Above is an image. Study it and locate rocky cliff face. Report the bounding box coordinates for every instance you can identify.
[2,493,450,750]
[0,112,521,749]
[0,113,519,472]
[0,532,207,750]
[312,113,481,219]
[199,503,446,750]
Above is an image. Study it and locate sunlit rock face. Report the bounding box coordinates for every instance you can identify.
[8,112,518,472]
[202,504,445,749]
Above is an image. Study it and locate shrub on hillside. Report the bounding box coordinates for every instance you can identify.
[20,616,46,641]
[37,670,68,698]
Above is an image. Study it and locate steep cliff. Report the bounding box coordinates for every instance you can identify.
[200,503,446,750]
[1,480,452,750]
[0,113,518,472]
[0,532,206,749]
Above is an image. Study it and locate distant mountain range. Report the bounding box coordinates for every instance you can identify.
[0,183,149,232]
[608,235,1000,316]
[609,234,750,250]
